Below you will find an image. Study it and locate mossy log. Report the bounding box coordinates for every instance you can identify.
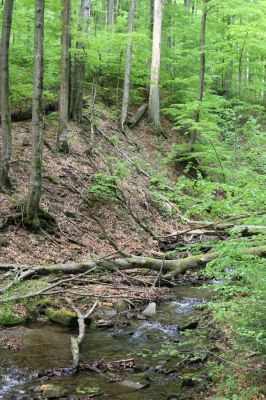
[45,308,78,327]
[0,246,265,282]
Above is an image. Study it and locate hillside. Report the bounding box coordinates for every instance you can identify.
[0,106,180,265]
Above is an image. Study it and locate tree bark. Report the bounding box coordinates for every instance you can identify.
[70,0,90,122]
[120,0,135,130]
[0,0,14,190]
[148,0,162,129]
[57,0,71,153]
[190,0,208,148]
[107,0,115,25]
[149,0,154,40]
[25,0,45,229]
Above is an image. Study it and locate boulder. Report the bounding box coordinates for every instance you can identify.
[142,302,156,317]
[40,384,67,398]
[114,299,128,312]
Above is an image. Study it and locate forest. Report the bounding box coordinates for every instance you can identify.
[0,0,265,399]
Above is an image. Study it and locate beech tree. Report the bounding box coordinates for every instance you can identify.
[120,0,135,130]
[70,0,91,122]
[0,0,14,190]
[57,0,71,152]
[25,0,45,227]
[148,0,162,129]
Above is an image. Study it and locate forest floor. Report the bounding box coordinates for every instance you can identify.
[0,104,180,266]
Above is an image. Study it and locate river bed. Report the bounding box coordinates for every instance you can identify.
[0,286,213,399]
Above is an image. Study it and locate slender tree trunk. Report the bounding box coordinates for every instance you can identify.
[184,0,190,12]
[0,0,14,190]
[25,0,45,228]
[57,0,71,153]
[120,0,135,130]
[107,0,115,25]
[190,0,208,148]
[70,0,90,122]
[148,0,162,129]
[149,0,154,40]
[237,32,248,99]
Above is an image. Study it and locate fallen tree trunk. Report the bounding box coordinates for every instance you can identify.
[0,246,265,302]
[128,103,148,127]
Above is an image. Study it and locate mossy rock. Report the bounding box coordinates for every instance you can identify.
[45,308,77,327]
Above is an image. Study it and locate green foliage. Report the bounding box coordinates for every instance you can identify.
[0,304,25,326]
[75,386,102,395]
[88,158,130,201]
[204,236,266,356]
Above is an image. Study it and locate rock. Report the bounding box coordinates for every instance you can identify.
[136,314,147,320]
[96,319,115,328]
[40,384,67,398]
[114,299,128,312]
[178,315,199,331]
[45,308,77,327]
[120,378,149,390]
[142,302,156,317]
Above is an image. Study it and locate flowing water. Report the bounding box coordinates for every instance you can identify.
[0,287,212,399]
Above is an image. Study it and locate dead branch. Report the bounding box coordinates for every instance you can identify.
[66,298,98,367]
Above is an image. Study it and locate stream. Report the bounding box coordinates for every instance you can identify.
[0,287,213,399]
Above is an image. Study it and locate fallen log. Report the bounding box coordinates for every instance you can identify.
[0,246,266,304]
[127,103,148,127]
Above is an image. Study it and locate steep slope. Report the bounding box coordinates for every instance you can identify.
[0,104,181,265]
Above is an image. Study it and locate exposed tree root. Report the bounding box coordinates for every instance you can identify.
[0,207,57,233]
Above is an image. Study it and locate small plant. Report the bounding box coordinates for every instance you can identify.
[88,158,130,201]
[76,386,102,395]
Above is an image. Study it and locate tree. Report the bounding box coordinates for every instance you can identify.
[148,0,162,129]
[107,0,115,26]
[57,0,71,152]
[0,0,14,190]
[25,0,45,228]
[120,0,135,130]
[184,0,190,13]
[190,0,208,148]
[70,0,91,122]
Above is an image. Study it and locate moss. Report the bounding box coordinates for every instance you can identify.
[0,304,26,326]
[45,308,78,327]
[47,175,59,185]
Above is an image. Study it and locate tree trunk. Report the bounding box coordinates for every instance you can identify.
[107,0,115,25]
[25,0,45,228]
[237,32,248,99]
[184,0,190,12]
[149,0,154,40]
[148,0,162,129]
[190,0,208,148]
[57,0,71,153]
[0,0,14,190]
[120,0,135,130]
[70,0,90,122]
